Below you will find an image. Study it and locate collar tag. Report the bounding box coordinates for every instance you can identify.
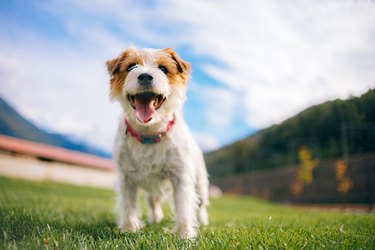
[139,133,163,144]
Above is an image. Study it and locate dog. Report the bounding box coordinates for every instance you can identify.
[106,47,209,238]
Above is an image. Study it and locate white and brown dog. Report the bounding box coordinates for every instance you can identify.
[106,47,209,238]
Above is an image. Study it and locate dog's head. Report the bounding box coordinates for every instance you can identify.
[107,47,190,126]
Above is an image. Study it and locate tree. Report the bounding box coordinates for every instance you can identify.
[335,160,353,193]
[291,146,319,196]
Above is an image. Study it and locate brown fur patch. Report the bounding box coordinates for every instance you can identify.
[107,48,143,99]
[157,49,190,85]
[106,47,190,99]
[162,48,190,83]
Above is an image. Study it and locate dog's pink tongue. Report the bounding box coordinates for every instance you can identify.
[135,98,156,123]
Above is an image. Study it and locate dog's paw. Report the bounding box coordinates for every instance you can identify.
[172,224,197,239]
[148,206,164,224]
[119,219,143,233]
[198,207,209,226]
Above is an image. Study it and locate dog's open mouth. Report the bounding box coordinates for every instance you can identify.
[128,92,166,123]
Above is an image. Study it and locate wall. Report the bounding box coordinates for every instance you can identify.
[212,154,375,204]
[0,153,116,189]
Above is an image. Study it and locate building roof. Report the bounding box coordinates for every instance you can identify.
[0,135,114,171]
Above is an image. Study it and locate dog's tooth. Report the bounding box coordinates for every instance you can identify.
[129,95,136,108]
[154,97,159,107]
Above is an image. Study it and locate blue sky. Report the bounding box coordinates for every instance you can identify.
[1,0,374,152]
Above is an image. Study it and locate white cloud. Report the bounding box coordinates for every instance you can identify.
[156,0,375,127]
[189,83,237,131]
[1,0,374,152]
[0,25,121,151]
[193,132,220,152]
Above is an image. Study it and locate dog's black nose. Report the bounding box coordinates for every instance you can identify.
[137,73,153,86]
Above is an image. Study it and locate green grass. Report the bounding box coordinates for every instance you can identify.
[0,176,374,249]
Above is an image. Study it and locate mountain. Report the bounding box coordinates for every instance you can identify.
[205,88,375,177]
[0,97,111,158]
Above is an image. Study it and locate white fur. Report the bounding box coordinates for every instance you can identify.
[110,48,209,238]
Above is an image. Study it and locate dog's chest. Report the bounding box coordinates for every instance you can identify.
[115,133,179,184]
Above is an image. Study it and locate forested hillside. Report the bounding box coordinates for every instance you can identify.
[206,88,375,177]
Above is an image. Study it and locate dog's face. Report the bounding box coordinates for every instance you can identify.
[107,47,190,126]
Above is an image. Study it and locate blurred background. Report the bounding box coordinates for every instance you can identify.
[0,0,374,209]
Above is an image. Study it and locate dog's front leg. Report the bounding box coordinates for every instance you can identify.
[171,175,197,238]
[117,178,142,233]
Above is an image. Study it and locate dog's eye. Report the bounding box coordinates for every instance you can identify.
[158,65,168,74]
[127,63,137,72]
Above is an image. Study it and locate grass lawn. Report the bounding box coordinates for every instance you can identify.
[0,176,374,249]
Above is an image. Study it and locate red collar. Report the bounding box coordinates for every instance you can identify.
[125,115,176,144]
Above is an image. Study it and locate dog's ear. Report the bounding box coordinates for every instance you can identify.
[163,48,191,74]
[106,57,121,77]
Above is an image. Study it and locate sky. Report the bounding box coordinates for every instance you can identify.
[0,0,374,153]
